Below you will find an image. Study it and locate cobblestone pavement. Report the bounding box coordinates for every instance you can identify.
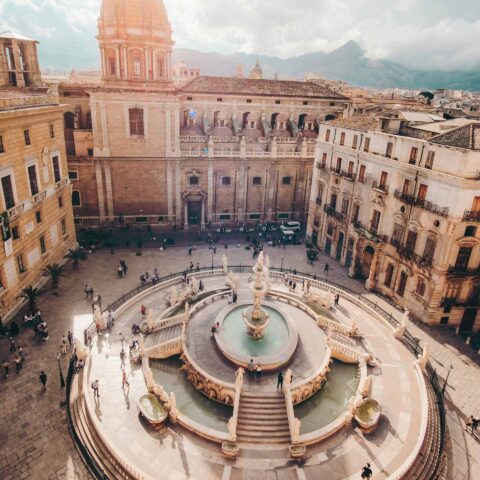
[0,242,479,479]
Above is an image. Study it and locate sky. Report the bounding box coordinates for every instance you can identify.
[1,0,480,72]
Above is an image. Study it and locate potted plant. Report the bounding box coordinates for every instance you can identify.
[64,248,87,268]
[43,263,65,289]
[17,285,46,313]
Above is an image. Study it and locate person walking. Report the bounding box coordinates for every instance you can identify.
[92,379,100,398]
[85,284,90,298]
[255,363,262,381]
[67,331,73,348]
[248,359,254,378]
[39,370,48,390]
[335,293,340,306]
[361,463,373,479]
[324,263,330,277]
[141,304,146,317]
[61,335,69,354]
[122,369,129,389]
[277,371,284,390]
[2,360,9,378]
[14,355,22,373]
[9,337,16,352]
[466,415,474,432]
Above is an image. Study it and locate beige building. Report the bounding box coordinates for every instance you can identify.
[62,0,351,229]
[306,112,480,332]
[0,31,76,320]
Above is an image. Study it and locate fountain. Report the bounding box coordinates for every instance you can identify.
[242,252,270,338]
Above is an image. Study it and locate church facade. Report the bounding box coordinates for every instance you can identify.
[62,0,351,230]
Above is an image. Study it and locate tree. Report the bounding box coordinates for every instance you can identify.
[43,263,65,288]
[419,91,434,105]
[17,285,46,313]
[65,248,87,268]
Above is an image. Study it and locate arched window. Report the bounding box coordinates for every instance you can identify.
[107,50,116,76]
[156,55,164,79]
[129,50,143,78]
[129,108,144,136]
[72,190,81,206]
[422,234,437,266]
[327,223,334,236]
[416,279,426,297]
[384,263,394,288]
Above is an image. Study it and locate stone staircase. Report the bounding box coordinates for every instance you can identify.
[69,371,135,479]
[405,383,445,480]
[236,391,291,444]
[145,324,183,348]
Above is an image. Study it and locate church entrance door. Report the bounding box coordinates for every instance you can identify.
[188,201,202,225]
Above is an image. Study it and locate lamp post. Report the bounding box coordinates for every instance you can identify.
[119,333,125,355]
[442,364,453,396]
[56,352,65,388]
[281,257,284,272]
[211,252,214,271]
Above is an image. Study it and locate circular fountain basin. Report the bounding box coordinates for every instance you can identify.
[355,398,381,433]
[214,301,299,371]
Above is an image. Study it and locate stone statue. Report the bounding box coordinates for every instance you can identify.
[349,320,361,338]
[222,254,228,274]
[184,302,190,322]
[361,375,372,398]
[235,367,245,386]
[394,308,409,339]
[138,334,145,356]
[144,365,155,392]
[168,286,178,307]
[285,369,293,387]
[227,271,240,293]
[93,304,105,329]
[146,309,154,331]
[417,343,429,372]
[190,276,198,294]
[257,251,264,272]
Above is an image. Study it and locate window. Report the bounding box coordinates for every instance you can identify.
[72,190,81,206]
[384,264,394,288]
[465,226,476,237]
[341,198,349,215]
[352,135,358,149]
[49,124,55,139]
[217,98,223,102]
[252,177,262,186]
[303,101,308,106]
[278,213,289,219]
[313,216,320,227]
[425,151,435,169]
[40,235,46,254]
[27,164,39,196]
[363,137,370,152]
[35,211,42,223]
[219,214,231,221]
[379,171,388,189]
[135,217,148,224]
[87,148,93,157]
[68,171,78,180]
[129,108,144,136]
[158,216,165,223]
[275,100,281,105]
[246,99,252,104]
[1,175,15,209]
[61,218,67,235]
[416,280,426,296]
[327,223,334,236]
[24,129,31,146]
[189,176,199,186]
[249,213,261,220]
[58,195,63,208]
[52,156,61,183]
[157,57,164,78]
[12,226,20,240]
[440,317,449,325]
[402,179,411,194]
[392,223,405,246]
[397,271,408,297]
[282,176,291,185]
[340,132,345,146]
[133,59,141,76]
[352,204,360,224]
[222,177,231,186]
[330,193,337,209]
[409,147,418,165]
[0,135,5,153]
[321,152,327,167]
[417,184,428,202]
[371,210,381,232]
[385,142,393,159]
[422,235,437,265]
[187,96,193,101]
[17,253,26,274]
[454,247,472,270]
[406,229,418,253]
[325,130,331,142]
[335,157,342,173]
[348,161,354,175]
[358,165,366,183]
[109,57,116,76]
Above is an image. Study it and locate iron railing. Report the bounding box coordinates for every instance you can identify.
[323,205,346,223]
[463,210,480,222]
[372,181,389,193]
[394,190,449,217]
[353,221,388,244]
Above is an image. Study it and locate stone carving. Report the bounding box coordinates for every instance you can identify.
[345,394,364,425]
[167,286,178,307]
[190,276,199,295]
[222,254,228,274]
[393,308,409,339]
[291,366,330,404]
[416,343,429,373]
[361,375,373,398]
[304,288,335,310]
[226,271,240,293]
[93,304,106,329]
[235,367,245,386]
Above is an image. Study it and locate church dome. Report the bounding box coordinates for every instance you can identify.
[250,59,263,80]
[99,0,171,40]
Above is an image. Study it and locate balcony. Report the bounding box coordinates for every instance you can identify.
[372,181,389,194]
[7,203,24,220]
[31,191,47,205]
[395,245,433,268]
[447,265,480,276]
[323,205,346,223]
[329,166,356,181]
[317,162,327,171]
[55,178,69,191]
[394,190,449,217]
[463,210,480,223]
[441,297,480,308]
[353,221,388,243]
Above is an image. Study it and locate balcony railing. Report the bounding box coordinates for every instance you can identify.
[330,166,341,175]
[447,265,480,276]
[372,181,389,193]
[441,297,480,308]
[31,191,47,204]
[55,178,69,191]
[329,166,356,181]
[7,203,24,220]
[463,210,480,223]
[317,162,327,170]
[323,205,346,223]
[353,221,388,243]
[394,190,449,217]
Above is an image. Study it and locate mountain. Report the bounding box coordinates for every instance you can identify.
[172,41,480,91]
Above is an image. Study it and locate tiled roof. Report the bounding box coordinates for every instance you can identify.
[430,123,480,150]
[180,76,349,100]
[322,115,378,132]
[0,31,35,42]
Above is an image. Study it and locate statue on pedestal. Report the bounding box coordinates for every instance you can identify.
[222,254,228,274]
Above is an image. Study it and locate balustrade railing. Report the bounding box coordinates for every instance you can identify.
[31,190,47,204]
[55,178,69,190]
[463,210,480,222]
[353,221,388,243]
[323,205,345,223]
[394,190,449,217]
[372,181,389,193]
[7,203,24,219]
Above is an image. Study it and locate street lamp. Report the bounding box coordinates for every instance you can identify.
[442,364,453,396]
[56,352,65,388]
[211,252,214,271]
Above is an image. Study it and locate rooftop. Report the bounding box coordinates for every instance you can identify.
[0,30,36,42]
[323,114,378,132]
[180,76,349,100]
[430,123,480,150]
[410,118,475,135]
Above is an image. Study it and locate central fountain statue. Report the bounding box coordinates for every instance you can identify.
[243,251,270,338]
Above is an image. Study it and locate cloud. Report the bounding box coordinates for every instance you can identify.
[2,0,480,72]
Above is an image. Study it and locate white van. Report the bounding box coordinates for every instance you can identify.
[280,221,301,232]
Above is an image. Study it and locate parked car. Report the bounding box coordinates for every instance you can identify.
[280,221,301,232]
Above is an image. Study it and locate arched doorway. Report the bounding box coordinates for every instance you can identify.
[361,245,375,279]
[336,232,344,261]
[64,112,75,155]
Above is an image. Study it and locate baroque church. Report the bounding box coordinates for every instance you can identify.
[62,0,351,230]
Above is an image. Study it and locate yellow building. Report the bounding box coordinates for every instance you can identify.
[0,31,76,321]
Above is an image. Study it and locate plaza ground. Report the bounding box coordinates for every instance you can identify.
[0,242,479,479]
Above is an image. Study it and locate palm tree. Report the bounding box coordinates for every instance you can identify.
[43,263,65,288]
[17,285,46,313]
[64,248,87,268]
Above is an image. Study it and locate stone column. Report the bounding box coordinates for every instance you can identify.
[165,108,172,154]
[95,163,106,222]
[104,163,115,221]
[167,160,173,223]
[123,48,128,78]
[207,160,214,223]
[175,162,182,226]
[201,197,206,230]
[184,200,189,231]
[101,48,107,78]
[115,47,120,79]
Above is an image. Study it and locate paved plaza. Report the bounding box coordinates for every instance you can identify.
[0,242,479,479]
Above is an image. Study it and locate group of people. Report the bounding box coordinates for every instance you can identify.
[139,268,160,286]
[247,359,263,380]
[465,415,479,435]
[306,249,319,264]
[116,259,128,277]
[2,338,25,378]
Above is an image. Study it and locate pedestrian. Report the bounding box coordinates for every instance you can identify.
[39,370,48,390]
[324,263,330,275]
[292,282,297,291]
[91,379,100,398]
[196,263,200,272]
[472,418,479,435]
[17,346,24,361]
[466,415,474,432]
[248,359,254,378]
[14,355,22,373]
[335,293,340,306]
[67,331,73,348]
[85,284,90,298]
[122,369,129,389]
[61,335,69,354]
[188,245,192,256]
[9,337,16,352]
[2,360,9,378]
[108,310,115,327]
[361,463,373,479]
[213,244,217,254]
[141,304,146,317]
[199,280,204,292]
[277,371,284,389]
[256,363,262,380]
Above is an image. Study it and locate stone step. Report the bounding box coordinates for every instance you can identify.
[237,417,289,427]
[241,391,284,399]
[240,398,286,406]
[237,424,290,434]
[239,406,287,414]
[238,412,287,421]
